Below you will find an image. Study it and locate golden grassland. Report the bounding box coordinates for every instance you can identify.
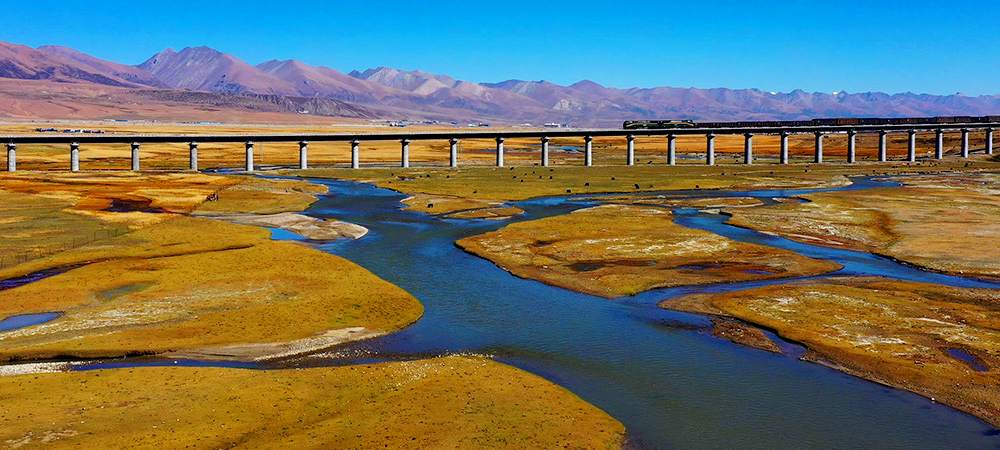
[456,204,841,298]
[0,216,421,361]
[2,122,994,170]
[293,158,1000,204]
[660,277,1000,428]
[0,173,419,361]
[596,195,765,209]
[445,205,525,220]
[0,191,118,267]
[401,193,525,219]
[0,172,416,362]
[0,172,325,270]
[724,173,1000,279]
[0,172,627,448]
[0,356,625,449]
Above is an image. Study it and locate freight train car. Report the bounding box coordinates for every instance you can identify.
[623,120,696,129]
[623,116,1000,129]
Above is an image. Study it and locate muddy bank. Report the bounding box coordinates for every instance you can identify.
[710,319,782,353]
[199,211,368,240]
[165,327,383,361]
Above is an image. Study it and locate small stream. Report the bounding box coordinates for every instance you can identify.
[3,174,1000,448]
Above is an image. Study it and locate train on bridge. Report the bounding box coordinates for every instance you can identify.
[623,116,1000,130]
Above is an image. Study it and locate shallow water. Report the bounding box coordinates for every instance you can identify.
[0,313,61,332]
[72,358,257,371]
[0,266,80,332]
[0,265,81,292]
[290,175,1000,449]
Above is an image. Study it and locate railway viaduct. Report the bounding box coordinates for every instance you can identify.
[2,121,997,172]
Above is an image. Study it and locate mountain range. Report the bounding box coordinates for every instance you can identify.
[2,39,999,125]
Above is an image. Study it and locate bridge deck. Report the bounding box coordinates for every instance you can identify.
[2,122,999,145]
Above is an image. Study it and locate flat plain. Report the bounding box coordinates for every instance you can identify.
[3,121,1000,447]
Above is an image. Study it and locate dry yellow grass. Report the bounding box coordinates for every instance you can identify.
[0,173,419,361]
[293,158,999,204]
[0,356,625,449]
[0,172,626,446]
[660,277,1000,428]
[401,193,504,214]
[0,191,116,267]
[0,216,421,361]
[193,176,326,215]
[0,171,324,215]
[725,173,1000,278]
[400,193,524,219]
[0,172,325,270]
[456,204,841,297]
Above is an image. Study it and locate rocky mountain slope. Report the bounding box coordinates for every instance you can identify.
[1,39,999,125]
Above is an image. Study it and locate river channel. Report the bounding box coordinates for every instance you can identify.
[290,175,1000,449]
[6,174,1000,448]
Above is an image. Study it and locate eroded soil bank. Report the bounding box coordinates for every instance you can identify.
[660,277,1000,428]
[724,172,1000,279]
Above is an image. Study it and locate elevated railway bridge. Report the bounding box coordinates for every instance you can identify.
[2,120,998,172]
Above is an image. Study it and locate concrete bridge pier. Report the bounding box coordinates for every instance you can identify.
[667,134,676,165]
[847,130,856,163]
[351,140,361,169]
[626,135,635,166]
[779,132,789,164]
[70,142,80,172]
[744,133,753,165]
[496,137,505,167]
[401,139,410,168]
[130,142,140,171]
[298,141,308,170]
[245,142,255,172]
[584,135,593,166]
[541,137,550,167]
[878,131,887,162]
[449,138,459,168]
[189,143,199,171]
[987,128,995,155]
[814,132,823,163]
[706,133,715,165]
[961,129,969,157]
[935,130,944,159]
[6,143,15,172]
[907,130,917,162]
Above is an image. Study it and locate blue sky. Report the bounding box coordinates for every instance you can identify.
[3,1,997,95]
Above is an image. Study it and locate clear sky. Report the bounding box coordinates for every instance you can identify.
[2,0,997,95]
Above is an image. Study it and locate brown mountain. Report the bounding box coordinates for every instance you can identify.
[0,41,150,88]
[138,46,298,95]
[1,39,1000,125]
[36,45,167,88]
[255,59,394,104]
